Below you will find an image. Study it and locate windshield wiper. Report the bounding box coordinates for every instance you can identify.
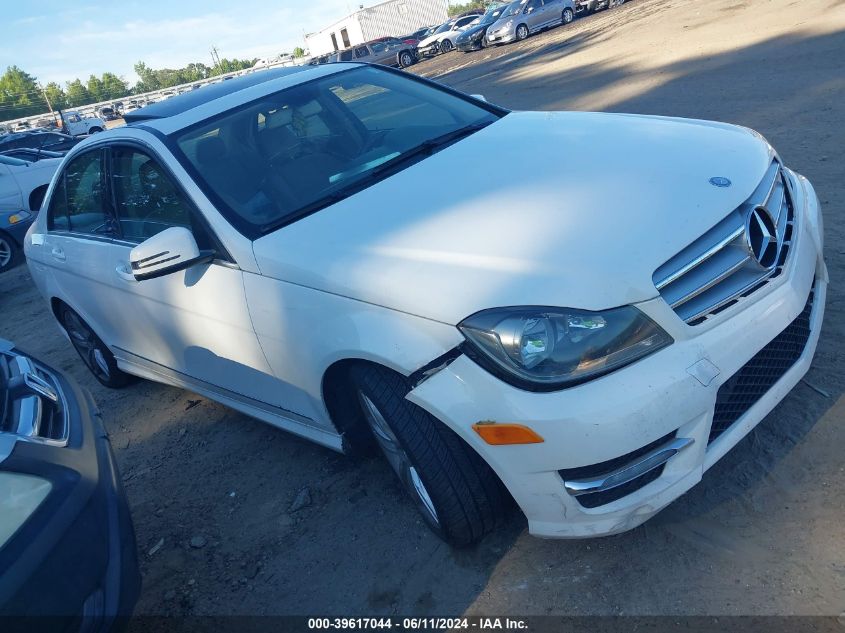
[258,120,495,234]
[368,120,493,178]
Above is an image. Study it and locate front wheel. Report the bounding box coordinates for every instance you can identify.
[440,39,453,53]
[351,364,509,546]
[562,8,574,24]
[398,50,415,68]
[515,24,529,41]
[88,126,103,134]
[59,305,134,388]
[0,232,19,273]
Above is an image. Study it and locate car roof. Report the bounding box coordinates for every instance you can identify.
[122,66,313,123]
[119,63,357,135]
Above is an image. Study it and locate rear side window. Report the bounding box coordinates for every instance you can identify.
[48,150,111,234]
[354,46,369,58]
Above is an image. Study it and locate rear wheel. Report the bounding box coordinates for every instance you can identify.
[515,24,529,41]
[59,305,133,388]
[0,232,19,273]
[562,8,574,23]
[350,364,509,546]
[440,39,453,53]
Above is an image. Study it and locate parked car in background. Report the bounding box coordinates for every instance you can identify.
[486,0,575,45]
[0,148,65,162]
[575,0,625,13]
[330,40,418,68]
[0,338,141,627]
[418,14,482,55]
[58,110,107,136]
[23,63,827,546]
[456,4,511,51]
[0,153,60,271]
[399,25,437,42]
[97,106,119,121]
[0,131,80,154]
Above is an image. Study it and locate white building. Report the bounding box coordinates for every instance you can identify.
[305,0,449,57]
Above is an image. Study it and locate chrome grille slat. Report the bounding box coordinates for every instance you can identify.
[653,161,795,325]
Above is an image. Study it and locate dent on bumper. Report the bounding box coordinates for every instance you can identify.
[407,171,826,538]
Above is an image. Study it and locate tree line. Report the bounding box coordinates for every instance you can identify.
[447,0,498,17]
[0,57,256,121]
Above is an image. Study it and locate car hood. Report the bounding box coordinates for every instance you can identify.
[253,111,773,325]
[457,24,488,40]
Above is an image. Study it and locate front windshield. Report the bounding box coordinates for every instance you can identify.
[481,4,508,24]
[433,21,455,34]
[505,0,527,17]
[175,66,501,235]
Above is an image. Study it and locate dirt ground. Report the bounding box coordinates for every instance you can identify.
[2,0,844,618]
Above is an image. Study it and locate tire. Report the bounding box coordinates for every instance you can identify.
[89,126,103,134]
[562,7,574,24]
[398,50,415,68]
[59,305,134,388]
[350,363,510,546]
[0,232,19,273]
[440,39,453,53]
[515,24,529,41]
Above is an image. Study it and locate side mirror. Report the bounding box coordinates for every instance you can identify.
[129,227,214,281]
[471,94,488,102]
[524,6,533,13]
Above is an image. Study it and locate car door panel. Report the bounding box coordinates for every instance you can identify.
[105,146,289,408]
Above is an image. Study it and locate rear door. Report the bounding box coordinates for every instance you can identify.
[40,148,124,345]
[104,144,287,407]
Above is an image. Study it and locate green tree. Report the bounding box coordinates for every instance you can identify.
[86,74,105,103]
[0,65,43,119]
[292,47,306,58]
[100,72,129,100]
[133,61,161,93]
[65,79,91,108]
[447,0,492,16]
[43,82,67,110]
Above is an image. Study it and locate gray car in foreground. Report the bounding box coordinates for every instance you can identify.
[330,40,418,68]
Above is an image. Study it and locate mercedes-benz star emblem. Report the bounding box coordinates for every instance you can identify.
[709,177,732,187]
[745,206,780,269]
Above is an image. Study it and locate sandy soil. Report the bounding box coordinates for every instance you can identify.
[1,0,844,618]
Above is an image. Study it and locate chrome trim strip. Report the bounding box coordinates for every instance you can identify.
[564,437,694,496]
[670,254,752,309]
[655,226,744,290]
[683,268,778,323]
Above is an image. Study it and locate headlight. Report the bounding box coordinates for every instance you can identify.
[471,29,485,40]
[0,472,52,547]
[459,306,673,391]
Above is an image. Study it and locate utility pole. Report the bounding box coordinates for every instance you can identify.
[210,46,221,72]
[39,84,59,128]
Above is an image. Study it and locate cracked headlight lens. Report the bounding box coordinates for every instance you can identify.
[459,306,673,390]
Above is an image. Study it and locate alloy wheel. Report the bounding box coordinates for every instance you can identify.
[358,392,440,526]
[563,8,574,23]
[400,52,413,67]
[441,39,453,53]
[64,311,111,382]
[516,24,529,40]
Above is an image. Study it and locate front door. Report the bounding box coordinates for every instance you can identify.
[0,163,22,212]
[104,145,285,407]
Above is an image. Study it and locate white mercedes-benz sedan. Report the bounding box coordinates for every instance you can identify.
[24,63,826,545]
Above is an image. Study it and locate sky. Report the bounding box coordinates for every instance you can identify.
[0,0,375,87]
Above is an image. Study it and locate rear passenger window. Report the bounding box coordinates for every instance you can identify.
[48,150,112,234]
[354,46,369,58]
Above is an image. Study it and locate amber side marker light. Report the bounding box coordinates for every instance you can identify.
[472,423,544,445]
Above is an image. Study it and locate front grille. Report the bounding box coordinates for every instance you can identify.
[708,283,815,444]
[559,431,674,508]
[653,162,795,325]
[0,350,68,445]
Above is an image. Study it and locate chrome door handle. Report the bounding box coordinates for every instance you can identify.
[115,264,137,283]
[50,247,65,262]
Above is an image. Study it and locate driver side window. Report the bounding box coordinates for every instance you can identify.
[48,149,112,234]
[111,148,192,243]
